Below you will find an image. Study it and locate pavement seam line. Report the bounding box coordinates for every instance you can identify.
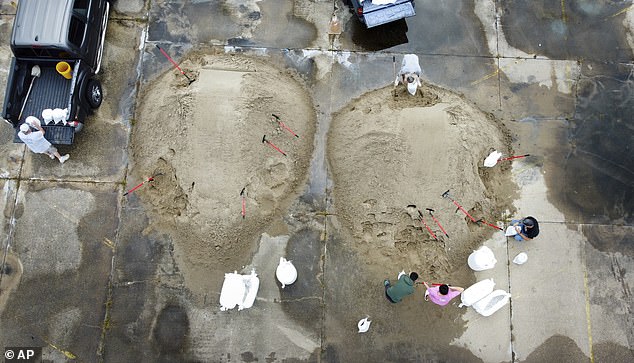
[506,234,516,362]
[314,35,342,362]
[96,197,122,361]
[580,231,595,363]
[94,12,152,361]
[494,0,502,108]
[0,146,26,294]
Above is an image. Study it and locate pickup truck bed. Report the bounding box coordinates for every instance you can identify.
[363,1,415,28]
[22,67,72,118]
[3,0,111,146]
[12,61,76,145]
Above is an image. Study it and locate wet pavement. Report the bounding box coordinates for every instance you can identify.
[0,0,633,362]
[553,62,634,227]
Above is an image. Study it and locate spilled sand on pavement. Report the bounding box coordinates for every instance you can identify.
[328,84,517,284]
[131,52,316,293]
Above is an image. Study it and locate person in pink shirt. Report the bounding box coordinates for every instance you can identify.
[423,282,464,306]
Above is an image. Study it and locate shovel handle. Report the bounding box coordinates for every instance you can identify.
[156,45,187,76]
[477,219,503,231]
[499,154,530,161]
[416,282,442,286]
[451,201,477,222]
[264,139,287,156]
[417,211,438,240]
[123,177,153,196]
[272,114,299,138]
[429,214,449,238]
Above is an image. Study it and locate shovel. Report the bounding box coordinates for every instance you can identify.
[123,173,164,196]
[156,45,195,85]
[406,205,438,241]
[484,150,530,167]
[18,65,41,121]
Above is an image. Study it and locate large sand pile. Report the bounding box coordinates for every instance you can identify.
[328,84,515,282]
[131,53,316,290]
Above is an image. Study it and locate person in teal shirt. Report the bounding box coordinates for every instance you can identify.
[384,272,419,303]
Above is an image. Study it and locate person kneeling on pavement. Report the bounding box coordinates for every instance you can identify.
[384,271,418,303]
[511,216,539,241]
[423,283,464,306]
[394,54,423,96]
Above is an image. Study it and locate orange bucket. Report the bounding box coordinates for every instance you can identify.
[56,61,72,79]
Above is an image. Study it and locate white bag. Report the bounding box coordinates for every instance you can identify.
[513,252,528,265]
[41,109,54,124]
[459,279,495,308]
[467,246,497,271]
[472,289,511,317]
[505,225,518,236]
[484,150,502,167]
[357,317,371,333]
[25,116,41,128]
[276,257,297,288]
[219,270,260,311]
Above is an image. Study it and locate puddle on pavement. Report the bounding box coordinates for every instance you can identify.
[251,0,317,48]
[512,62,633,253]
[279,228,322,330]
[521,335,587,363]
[0,254,22,313]
[500,1,633,61]
[153,304,190,354]
[593,341,634,362]
[582,224,634,256]
[183,1,243,43]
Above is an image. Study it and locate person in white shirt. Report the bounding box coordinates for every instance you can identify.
[394,54,423,95]
[18,117,69,164]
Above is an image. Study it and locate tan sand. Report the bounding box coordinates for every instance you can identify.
[328,84,516,282]
[131,53,316,292]
[131,51,515,293]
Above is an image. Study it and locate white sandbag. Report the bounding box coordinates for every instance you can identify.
[41,109,53,124]
[459,279,495,308]
[484,150,502,167]
[357,317,371,333]
[505,225,518,236]
[513,252,528,265]
[219,270,259,311]
[25,116,41,128]
[241,270,259,310]
[52,108,66,124]
[467,246,497,271]
[472,289,511,317]
[276,257,297,288]
[219,272,244,311]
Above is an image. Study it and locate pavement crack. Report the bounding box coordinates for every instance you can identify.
[275,296,322,304]
[506,233,516,362]
[96,277,113,362]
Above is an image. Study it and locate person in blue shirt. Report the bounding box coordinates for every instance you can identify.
[511,216,539,241]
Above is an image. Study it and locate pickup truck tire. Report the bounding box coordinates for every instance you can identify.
[86,79,103,109]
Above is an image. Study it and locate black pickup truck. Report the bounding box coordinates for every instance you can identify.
[2,0,110,145]
[350,0,415,28]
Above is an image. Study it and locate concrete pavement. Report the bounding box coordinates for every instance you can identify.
[0,0,632,362]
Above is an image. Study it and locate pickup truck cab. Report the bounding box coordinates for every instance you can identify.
[2,0,110,145]
[350,0,415,28]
